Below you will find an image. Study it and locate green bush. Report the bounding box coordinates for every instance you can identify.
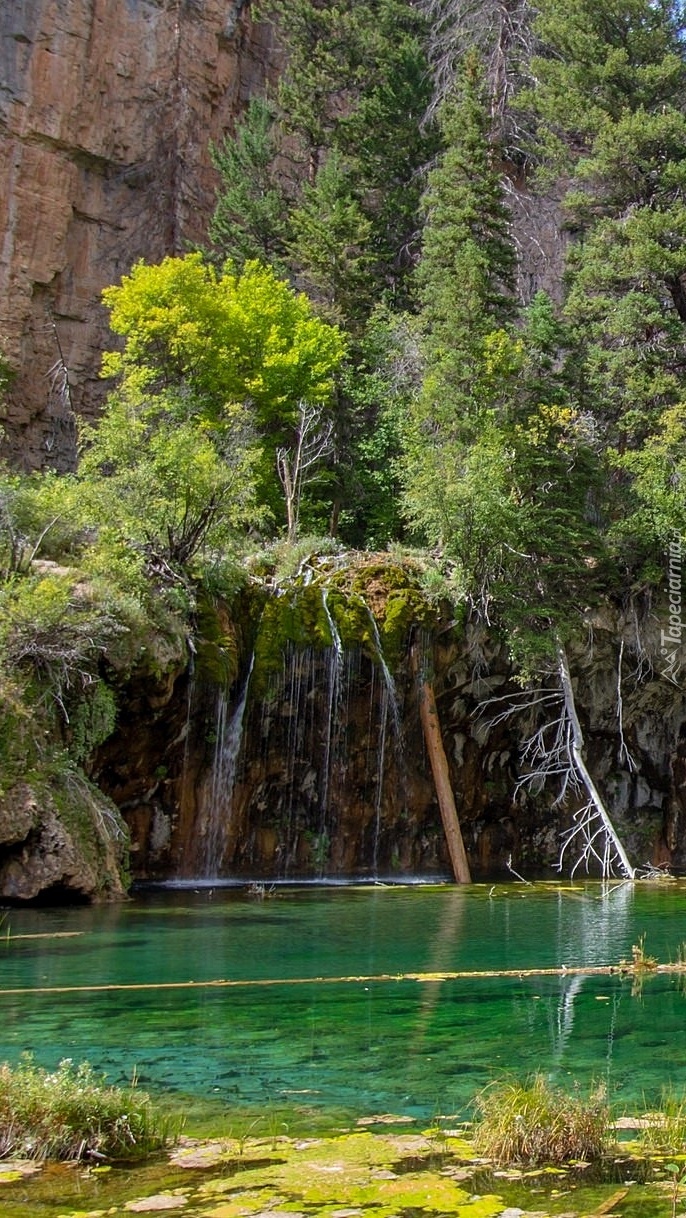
[68,679,118,763]
[0,1056,177,1161]
[472,1075,612,1165]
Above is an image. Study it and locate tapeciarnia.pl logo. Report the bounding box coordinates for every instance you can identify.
[661,534,683,685]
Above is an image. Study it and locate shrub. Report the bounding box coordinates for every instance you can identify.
[472,1075,612,1165]
[0,1056,177,1161]
[637,1090,686,1155]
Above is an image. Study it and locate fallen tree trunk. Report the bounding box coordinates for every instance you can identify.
[1,958,678,996]
[412,645,471,884]
[557,644,635,880]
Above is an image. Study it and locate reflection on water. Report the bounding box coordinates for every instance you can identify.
[1,881,686,1120]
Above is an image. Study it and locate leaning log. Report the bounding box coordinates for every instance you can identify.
[412,645,471,884]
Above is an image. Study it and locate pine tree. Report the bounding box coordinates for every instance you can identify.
[289,152,375,328]
[208,97,290,273]
[405,55,604,645]
[530,0,686,558]
[254,0,436,316]
[255,0,359,181]
[414,52,518,419]
[334,0,437,307]
[531,0,685,150]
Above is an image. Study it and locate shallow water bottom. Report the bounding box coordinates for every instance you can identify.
[0,1126,680,1218]
[3,882,686,1122]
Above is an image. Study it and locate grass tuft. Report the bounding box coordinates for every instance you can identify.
[0,1055,178,1162]
[637,1090,686,1154]
[472,1075,612,1166]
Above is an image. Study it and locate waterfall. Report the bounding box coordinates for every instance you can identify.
[213,589,407,880]
[179,664,196,798]
[364,604,403,746]
[202,655,254,877]
[278,643,321,874]
[372,679,390,875]
[318,589,345,865]
[362,602,404,875]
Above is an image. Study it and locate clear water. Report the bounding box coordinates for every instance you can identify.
[2,881,686,1123]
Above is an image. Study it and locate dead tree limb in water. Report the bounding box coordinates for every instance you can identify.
[412,644,472,883]
[481,643,635,879]
[555,643,635,880]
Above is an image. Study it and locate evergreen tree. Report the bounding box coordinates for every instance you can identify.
[289,151,375,328]
[205,2,438,542]
[530,0,686,562]
[255,0,358,180]
[208,97,290,273]
[531,0,685,152]
[334,1,437,307]
[404,53,521,562]
[413,53,518,423]
[253,0,436,319]
[405,56,604,650]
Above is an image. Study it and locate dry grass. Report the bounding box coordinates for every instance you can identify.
[472,1075,612,1166]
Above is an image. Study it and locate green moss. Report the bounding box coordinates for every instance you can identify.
[323,587,374,650]
[0,704,34,786]
[196,1131,504,1217]
[0,649,128,893]
[341,559,438,666]
[48,762,130,895]
[380,587,435,663]
[67,679,117,764]
[195,592,241,687]
[249,557,441,691]
[252,584,335,694]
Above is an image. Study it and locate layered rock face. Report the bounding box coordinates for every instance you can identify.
[0,0,273,468]
[0,779,129,903]
[95,592,686,887]
[2,572,684,900]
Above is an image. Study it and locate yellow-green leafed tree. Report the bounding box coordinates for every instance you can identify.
[86,253,346,556]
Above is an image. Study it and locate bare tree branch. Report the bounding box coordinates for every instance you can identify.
[419,0,537,146]
[480,642,635,879]
[556,643,634,879]
[276,401,334,542]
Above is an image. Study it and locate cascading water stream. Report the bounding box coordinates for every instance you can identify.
[281,644,319,872]
[373,681,390,875]
[364,604,403,746]
[202,655,254,877]
[216,588,409,880]
[361,602,405,876]
[179,661,196,800]
[318,588,345,866]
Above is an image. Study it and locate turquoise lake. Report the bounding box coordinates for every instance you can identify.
[2,881,686,1122]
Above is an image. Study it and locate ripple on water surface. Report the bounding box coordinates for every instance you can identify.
[1,880,686,1119]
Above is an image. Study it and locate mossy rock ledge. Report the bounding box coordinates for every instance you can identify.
[0,777,128,903]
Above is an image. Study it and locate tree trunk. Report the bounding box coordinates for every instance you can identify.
[556,643,635,880]
[412,645,472,883]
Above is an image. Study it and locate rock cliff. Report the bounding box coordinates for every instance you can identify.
[0,0,274,468]
[91,566,686,888]
[1,554,684,900]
